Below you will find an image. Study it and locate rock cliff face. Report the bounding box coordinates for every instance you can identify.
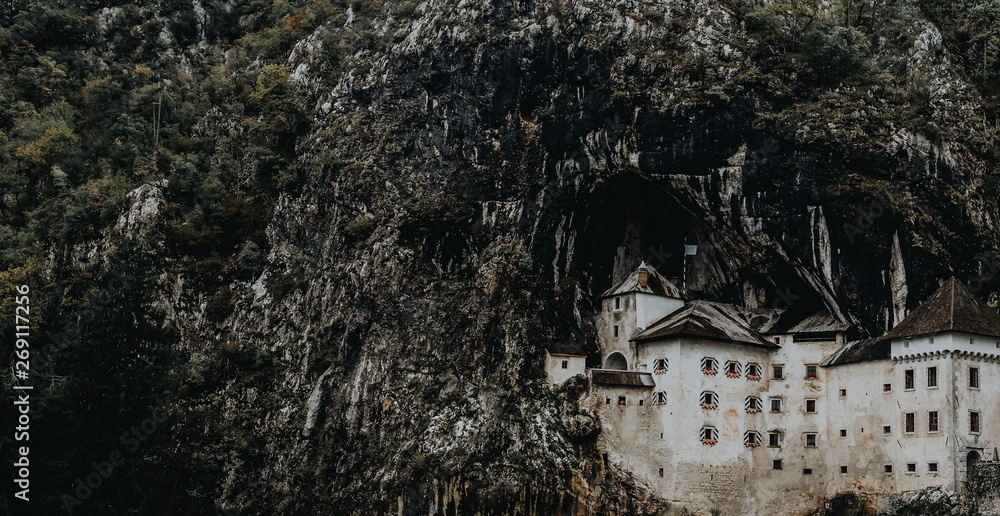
[213,1,1000,513]
[4,0,1000,514]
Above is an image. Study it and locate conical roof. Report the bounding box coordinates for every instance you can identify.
[882,278,1000,340]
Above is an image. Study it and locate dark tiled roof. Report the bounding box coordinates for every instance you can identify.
[821,339,889,367]
[545,342,587,356]
[633,301,779,349]
[601,261,684,298]
[883,278,1000,340]
[761,311,850,335]
[591,370,655,387]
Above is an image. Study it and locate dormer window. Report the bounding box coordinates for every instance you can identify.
[725,361,741,378]
[702,357,718,375]
[701,391,719,409]
[653,358,668,374]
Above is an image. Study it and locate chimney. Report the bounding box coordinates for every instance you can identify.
[638,265,648,287]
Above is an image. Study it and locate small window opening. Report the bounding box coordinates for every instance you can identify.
[841,466,848,474]
[805,399,817,413]
[805,433,817,447]
[883,425,891,435]
[883,383,892,393]
[929,463,938,473]
[618,396,627,406]
[907,463,917,473]
[885,465,893,474]
[773,459,783,470]
[561,360,568,369]
[839,388,846,398]
[840,429,847,437]
[803,468,813,475]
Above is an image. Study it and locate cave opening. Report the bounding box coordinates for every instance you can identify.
[568,173,692,300]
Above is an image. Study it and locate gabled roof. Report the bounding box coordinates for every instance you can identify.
[882,278,1000,340]
[601,261,684,299]
[545,342,587,357]
[760,311,849,335]
[591,370,655,387]
[821,339,889,367]
[633,301,779,349]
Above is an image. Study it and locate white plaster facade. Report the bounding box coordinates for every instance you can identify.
[580,269,1000,515]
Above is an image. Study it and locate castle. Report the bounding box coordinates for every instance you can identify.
[545,262,999,515]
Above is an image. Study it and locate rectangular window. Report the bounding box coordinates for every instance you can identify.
[883,425,892,435]
[805,399,817,413]
[805,433,817,447]
[929,463,938,473]
[614,297,621,310]
[928,366,938,388]
[770,398,783,413]
[905,413,915,434]
[928,411,940,433]
[745,396,762,413]
[773,365,784,379]
[803,468,813,475]
[806,365,817,378]
[605,397,611,405]
[907,463,917,473]
[839,388,847,398]
[701,426,718,444]
[840,429,847,437]
[618,396,627,406]
[726,361,741,378]
[744,431,761,447]
[701,391,719,409]
[652,391,667,406]
[638,399,644,406]
[883,383,892,393]
[841,466,848,474]
[746,363,761,379]
[659,468,664,478]
[971,412,981,434]
[970,367,980,389]
[613,325,619,337]
[653,358,668,374]
[702,357,717,374]
[561,360,568,369]
[905,369,914,390]
[768,432,780,447]
[885,465,893,474]
[773,459,783,470]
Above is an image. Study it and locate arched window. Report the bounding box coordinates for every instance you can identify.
[604,352,628,370]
